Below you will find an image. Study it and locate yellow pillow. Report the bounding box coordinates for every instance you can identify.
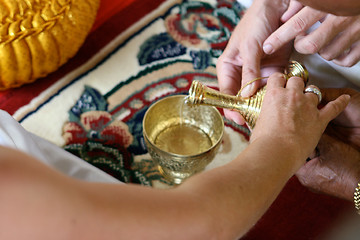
[0,0,100,90]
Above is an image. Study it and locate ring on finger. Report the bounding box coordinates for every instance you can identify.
[304,85,322,104]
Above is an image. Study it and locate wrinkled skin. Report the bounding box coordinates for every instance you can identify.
[265,1,360,67]
[250,75,350,164]
[296,88,360,201]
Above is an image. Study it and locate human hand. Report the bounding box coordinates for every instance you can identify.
[296,134,360,201]
[217,0,292,125]
[250,74,350,167]
[296,88,360,201]
[264,1,360,67]
[322,88,360,150]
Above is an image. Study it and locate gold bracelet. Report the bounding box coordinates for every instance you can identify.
[354,182,360,215]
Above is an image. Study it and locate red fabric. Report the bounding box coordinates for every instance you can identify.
[0,1,353,239]
[92,0,138,31]
[244,177,352,240]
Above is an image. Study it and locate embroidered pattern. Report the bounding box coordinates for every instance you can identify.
[61,0,249,187]
[137,0,245,69]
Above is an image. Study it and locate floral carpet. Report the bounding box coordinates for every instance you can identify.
[0,0,353,239]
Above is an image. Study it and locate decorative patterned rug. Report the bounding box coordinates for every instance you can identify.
[0,0,353,239]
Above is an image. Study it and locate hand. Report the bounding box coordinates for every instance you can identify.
[217,0,292,125]
[322,88,360,150]
[250,74,350,165]
[264,1,360,67]
[296,134,360,201]
[296,88,360,201]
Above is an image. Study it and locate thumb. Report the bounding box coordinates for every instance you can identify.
[320,94,350,123]
[321,88,357,103]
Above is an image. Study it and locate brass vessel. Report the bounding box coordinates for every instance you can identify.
[143,95,224,184]
[187,61,308,129]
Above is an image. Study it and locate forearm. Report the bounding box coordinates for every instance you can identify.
[0,137,308,240]
[0,146,92,239]
[178,137,304,239]
[77,138,303,240]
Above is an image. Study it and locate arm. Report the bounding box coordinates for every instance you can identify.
[0,74,349,240]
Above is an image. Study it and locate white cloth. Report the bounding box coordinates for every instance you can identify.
[0,110,120,183]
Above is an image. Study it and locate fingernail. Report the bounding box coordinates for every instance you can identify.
[241,84,254,98]
[263,44,274,55]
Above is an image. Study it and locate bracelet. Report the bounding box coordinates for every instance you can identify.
[354,182,360,215]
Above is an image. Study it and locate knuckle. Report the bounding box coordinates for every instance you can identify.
[291,16,308,33]
[266,87,281,97]
[295,38,320,54]
[306,40,320,54]
[319,51,336,61]
[270,33,285,46]
[294,36,321,54]
[242,66,257,77]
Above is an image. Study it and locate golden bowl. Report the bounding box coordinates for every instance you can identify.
[143,95,224,184]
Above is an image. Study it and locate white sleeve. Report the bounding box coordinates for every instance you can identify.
[0,110,120,183]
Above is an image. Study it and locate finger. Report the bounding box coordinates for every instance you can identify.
[285,76,305,90]
[266,72,287,89]
[317,17,360,61]
[304,94,320,106]
[296,133,335,177]
[217,47,246,125]
[240,43,263,97]
[319,94,350,123]
[281,0,303,22]
[304,85,322,104]
[223,109,246,126]
[217,48,242,96]
[321,88,357,102]
[332,42,360,67]
[294,15,355,55]
[296,156,320,180]
[263,7,324,55]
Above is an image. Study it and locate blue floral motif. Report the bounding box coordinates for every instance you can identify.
[125,108,149,155]
[138,33,187,65]
[69,86,108,122]
[190,50,212,70]
[137,1,245,70]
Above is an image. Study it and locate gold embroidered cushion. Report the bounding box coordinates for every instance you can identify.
[0,0,100,90]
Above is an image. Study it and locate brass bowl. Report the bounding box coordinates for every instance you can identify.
[143,95,224,184]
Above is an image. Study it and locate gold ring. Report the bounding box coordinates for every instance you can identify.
[304,85,322,104]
